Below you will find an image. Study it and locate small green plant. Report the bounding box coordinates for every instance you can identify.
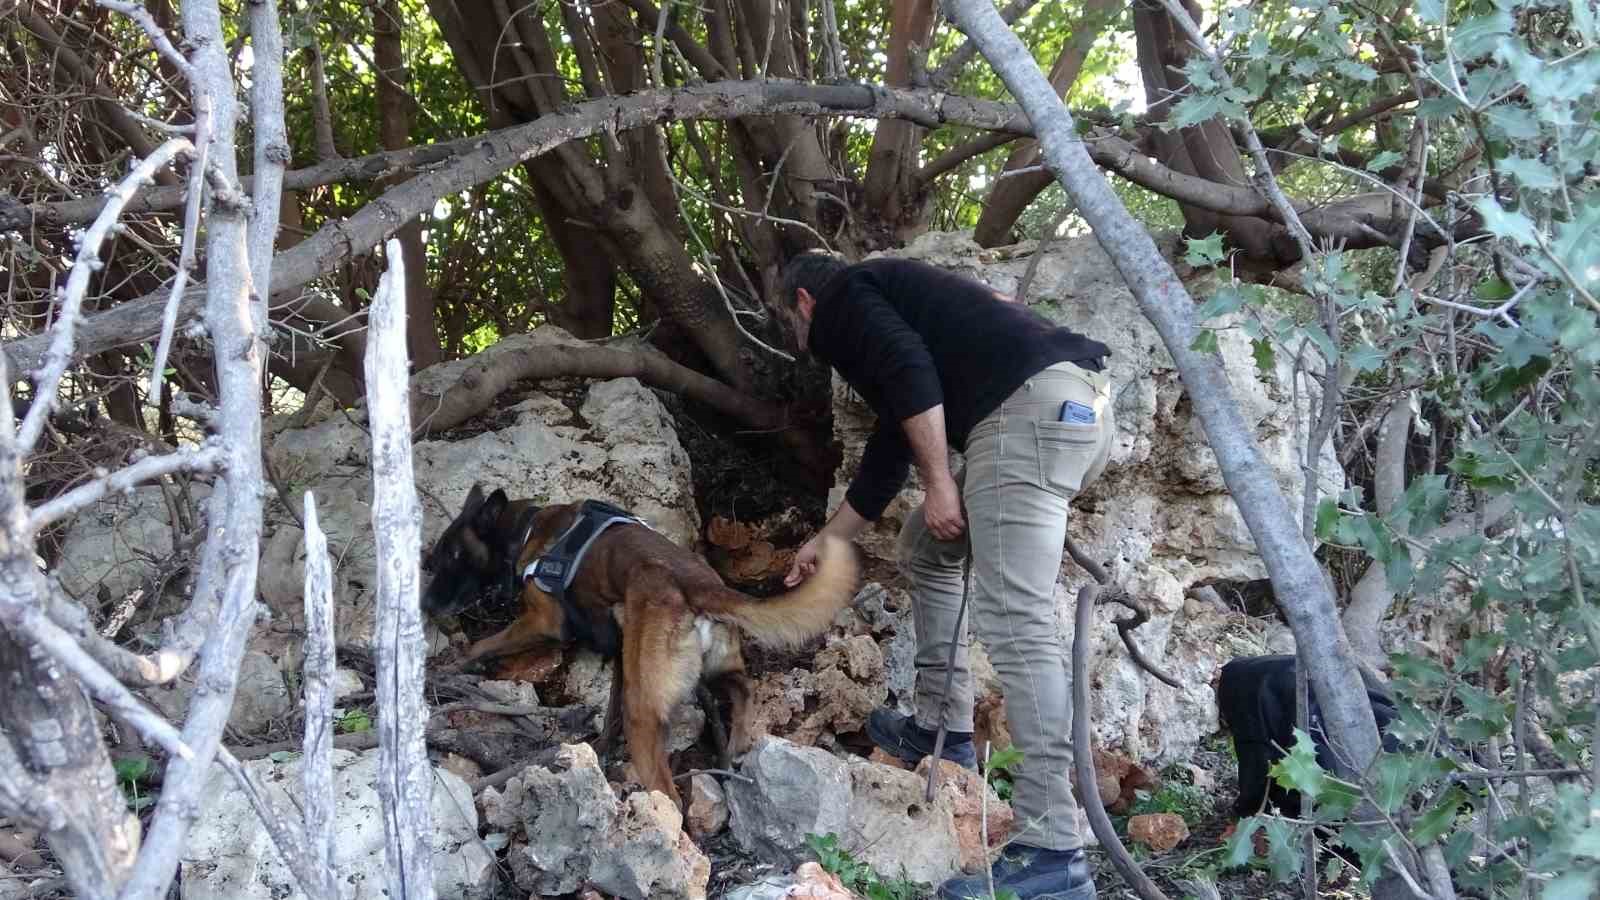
[983,744,1024,802]
[804,832,930,900]
[114,755,156,813]
[334,707,373,733]
[1125,771,1216,826]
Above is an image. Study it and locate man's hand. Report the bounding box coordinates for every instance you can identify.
[784,500,870,587]
[784,535,821,587]
[924,471,965,540]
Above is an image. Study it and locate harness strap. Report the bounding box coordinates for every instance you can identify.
[520,499,649,658]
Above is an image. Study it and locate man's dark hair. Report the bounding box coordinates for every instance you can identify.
[777,250,848,310]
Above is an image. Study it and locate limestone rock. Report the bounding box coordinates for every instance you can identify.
[1128,813,1191,852]
[686,773,729,838]
[488,743,709,900]
[844,756,965,885]
[727,737,853,862]
[145,650,292,736]
[179,748,495,900]
[914,758,1014,873]
[726,862,858,900]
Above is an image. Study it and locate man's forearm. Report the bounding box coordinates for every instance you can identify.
[901,405,954,486]
[821,499,871,540]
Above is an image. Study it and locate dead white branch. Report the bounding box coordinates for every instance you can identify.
[118,0,270,891]
[365,237,436,899]
[301,490,340,900]
[28,441,224,532]
[17,137,193,455]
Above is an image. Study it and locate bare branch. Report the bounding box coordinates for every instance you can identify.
[16,137,193,455]
[365,239,436,899]
[300,490,339,900]
[248,0,290,309]
[28,442,224,532]
[930,0,1036,86]
[94,0,198,79]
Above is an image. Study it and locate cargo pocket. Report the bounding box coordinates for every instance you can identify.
[1035,420,1100,495]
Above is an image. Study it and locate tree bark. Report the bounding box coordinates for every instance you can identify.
[972,0,1119,247]
[861,0,937,243]
[374,0,442,370]
[300,491,340,900]
[938,0,1388,807]
[365,240,436,900]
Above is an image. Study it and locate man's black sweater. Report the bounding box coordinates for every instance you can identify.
[806,257,1111,521]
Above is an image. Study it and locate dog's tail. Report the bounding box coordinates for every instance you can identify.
[697,534,860,649]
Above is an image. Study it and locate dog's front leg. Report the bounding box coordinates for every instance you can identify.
[595,656,625,757]
[695,683,730,770]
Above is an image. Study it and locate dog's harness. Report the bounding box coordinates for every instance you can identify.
[520,499,648,658]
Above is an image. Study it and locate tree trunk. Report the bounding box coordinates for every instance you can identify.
[861,0,937,244]
[1129,0,1290,267]
[374,0,443,370]
[972,0,1118,247]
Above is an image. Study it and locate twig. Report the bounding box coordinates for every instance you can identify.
[27,442,224,532]
[16,138,193,455]
[1382,841,1435,900]
[671,768,754,783]
[214,749,327,900]
[93,0,198,79]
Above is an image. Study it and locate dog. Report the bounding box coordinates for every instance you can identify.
[421,484,860,808]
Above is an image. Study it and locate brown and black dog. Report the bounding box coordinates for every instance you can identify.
[421,485,860,808]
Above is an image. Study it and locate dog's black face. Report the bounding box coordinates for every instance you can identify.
[421,484,515,618]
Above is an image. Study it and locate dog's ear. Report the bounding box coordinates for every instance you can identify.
[476,488,509,529]
[461,483,485,515]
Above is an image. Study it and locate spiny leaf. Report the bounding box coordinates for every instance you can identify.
[1252,338,1276,375]
[1190,329,1221,355]
[1184,232,1226,266]
[1365,150,1404,172]
[1269,729,1328,802]
[1412,786,1470,846]
[1262,817,1303,883]
[1197,284,1251,321]
[1223,817,1265,869]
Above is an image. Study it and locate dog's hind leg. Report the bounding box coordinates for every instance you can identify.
[622,586,701,810]
[705,637,755,762]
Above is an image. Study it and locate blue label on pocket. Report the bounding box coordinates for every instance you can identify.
[1060,400,1096,424]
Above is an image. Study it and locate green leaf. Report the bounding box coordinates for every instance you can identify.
[1252,338,1276,375]
[1415,0,1445,25]
[1450,10,1514,57]
[1346,341,1386,373]
[1499,155,1562,192]
[1262,817,1303,882]
[1420,784,1465,839]
[1223,817,1264,869]
[1384,539,1415,593]
[1190,330,1221,354]
[1474,196,1539,247]
[1332,59,1378,82]
[1269,730,1329,802]
[1184,232,1226,266]
[1314,498,1341,542]
[1372,754,1415,814]
[1365,150,1404,172]
[1197,284,1251,321]
[1476,277,1516,301]
[1542,870,1600,900]
[1456,633,1505,672]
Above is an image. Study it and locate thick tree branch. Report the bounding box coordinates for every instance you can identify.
[3,80,1430,378]
[411,341,786,436]
[28,442,224,532]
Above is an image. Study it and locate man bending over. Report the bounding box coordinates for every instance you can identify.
[774,250,1115,900]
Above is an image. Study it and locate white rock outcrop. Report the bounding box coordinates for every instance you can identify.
[179,747,496,900]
